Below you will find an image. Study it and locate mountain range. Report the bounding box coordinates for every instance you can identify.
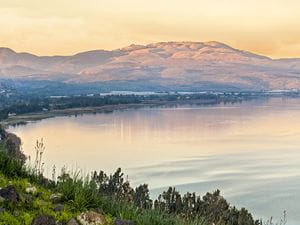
[1,41,300,92]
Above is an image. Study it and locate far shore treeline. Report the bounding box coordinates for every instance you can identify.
[2,85,299,123]
[0,91,251,122]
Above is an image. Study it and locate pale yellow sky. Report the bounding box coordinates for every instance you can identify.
[1,0,300,58]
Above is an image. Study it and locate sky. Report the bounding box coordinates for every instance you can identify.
[0,0,300,58]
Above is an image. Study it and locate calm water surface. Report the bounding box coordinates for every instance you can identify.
[8,98,300,224]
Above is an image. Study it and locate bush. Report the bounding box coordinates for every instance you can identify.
[0,150,27,178]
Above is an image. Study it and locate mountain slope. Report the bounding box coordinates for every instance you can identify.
[1,41,300,91]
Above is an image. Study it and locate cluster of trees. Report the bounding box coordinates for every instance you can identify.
[0,92,248,121]
[90,169,153,209]
[154,188,258,225]
[64,168,261,225]
[52,95,142,110]
[0,94,48,120]
[0,94,145,120]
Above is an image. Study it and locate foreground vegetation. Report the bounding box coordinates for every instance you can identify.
[0,126,266,225]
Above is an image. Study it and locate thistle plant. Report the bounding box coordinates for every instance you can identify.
[33,138,45,176]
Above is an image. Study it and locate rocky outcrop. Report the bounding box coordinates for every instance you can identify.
[77,211,107,225]
[67,218,80,225]
[25,186,38,194]
[0,185,20,204]
[31,214,56,225]
[0,126,25,160]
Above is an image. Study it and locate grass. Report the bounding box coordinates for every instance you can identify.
[0,171,206,225]
[53,170,208,225]
[0,146,208,225]
[0,172,79,225]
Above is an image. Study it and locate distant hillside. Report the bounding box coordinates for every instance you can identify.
[1,41,300,91]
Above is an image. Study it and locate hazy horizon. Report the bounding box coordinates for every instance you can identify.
[0,40,284,59]
[1,0,300,58]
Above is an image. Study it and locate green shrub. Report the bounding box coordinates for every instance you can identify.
[0,150,27,178]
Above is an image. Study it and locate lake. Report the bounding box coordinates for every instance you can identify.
[8,97,300,224]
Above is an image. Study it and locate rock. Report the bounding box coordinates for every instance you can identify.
[26,186,38,194]
[50,193,63,203]
[0,185,20,204]
[22,193,34,204]
[31,214,56,225]
[67,218,80,225]
[54,204,64,212]
[0,208,5,213]
[114,219,135,225]
[77,211,107,225]
[56,222,65,225]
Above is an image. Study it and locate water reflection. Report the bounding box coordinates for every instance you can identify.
[8,97,300,224]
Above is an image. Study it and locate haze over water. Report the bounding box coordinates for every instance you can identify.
[8,97,300,224]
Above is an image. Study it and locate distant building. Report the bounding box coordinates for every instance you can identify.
[8,113,16,117]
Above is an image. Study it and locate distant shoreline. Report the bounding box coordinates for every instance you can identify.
[1,98,221,127]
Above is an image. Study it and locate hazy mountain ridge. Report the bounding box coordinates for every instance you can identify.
[1,41,300,91]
